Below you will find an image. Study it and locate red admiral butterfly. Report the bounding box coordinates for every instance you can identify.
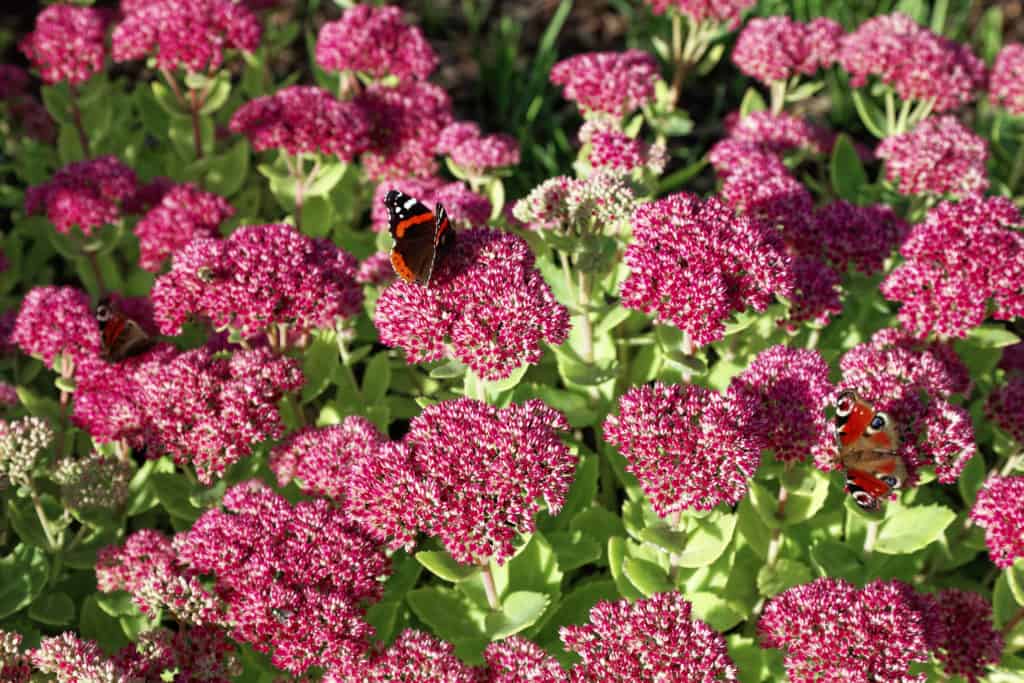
[384,189,454,286]
[833,389,906,511]
[95,297,154,362]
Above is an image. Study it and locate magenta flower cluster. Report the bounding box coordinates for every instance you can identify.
[550,49,660,116]
[12,286,100,367]
[604,382,762,515]
[375,228,569,381]
[644,0,755,28]
[229,85,371,160]
[437,121,520,173]
[838,12,986,112]
[152,223,362,338]
[876,116,989,197]
[134,183,234,272]
[971,475,1024,568]
[990,43,1024,115]
[20,4,107,85]
[316,4,438,81]
[112,0,261,72]
[881,195,1024,339]
[134,347,303,483]
[837,328,974,483]
[561,592,738,681]
[620,192,794,347]
[25,156,138,236]
[733,16,843,86]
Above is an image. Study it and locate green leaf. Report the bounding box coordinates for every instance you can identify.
[79,594,129,654]
[552,452,599,526]
[966,324,1021,349]
[688,591,744,631]
[975,6,1004,63]
[537,579,618,642]
[958,453,987,505]
[491,532,563,600]
[779,469,831,526]
[301,331,340,403]
[874,502,956,555]
[64,527,120,570]
[362,352,392,405]
[306,161,348,197]
[831,133,869,202]
[0,544,49,619]
[429,359,468,379]
[810,540,864,583]
[729,635,768,683]
[608,537,645,601]
[1008,558,1024,608]
[639,525,688,556]
[485,591,550,639]
[16,385,63,423]
[202,139,251,197]
[546,531,601,572]
[28,591,75,626]
[198,75,232,115]
[622,557,672,597]
[7,498,53,549]
[851,89,888,139]
[739,87,767,117]
[571,507,626,550]
[757,558,813,598]
[415,551,481,583]
[406,586,486,644]
[151,472,203,523]
[675,509,739,568]
[95,591,137,618]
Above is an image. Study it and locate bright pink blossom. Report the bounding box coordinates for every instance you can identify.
[135,347,303,483]
[759,578,940,682]
[113,0,261,72]
[269,417,386,499]
[20,4,107,85]
[12,286,100,367]
[25,156,138,236]
[971,475,1024,568]
[375,228,569,381]
[880,195,1024,339]
[583,124,666,174]
[316,5,438,81]
[152,223,363,337]
[437,122,520,173]
[229,86,371,160]
[550,50,659,116]
[134,183,234,272]
[644,0,755,28]
[838,13,986,112]
[329,629,477,682]
[724,111,832,155]
[991,43,1024,115]
[876,116,989,197]
[988,375,1024,444]
[0,630,30,683]
[483,636,567,682]
[561,592,737,682]
[923,589,1003,683]
[813,200,908,275]
[733,16,843,85]
[357,251,397,286]
[620,193,795,347]
[604,382,762,515]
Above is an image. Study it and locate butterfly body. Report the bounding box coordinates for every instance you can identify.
[384,189,453,286]
[96,298,154,362]
[833,389,906,511]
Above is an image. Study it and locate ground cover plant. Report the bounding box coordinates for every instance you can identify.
[0,0,1022,680]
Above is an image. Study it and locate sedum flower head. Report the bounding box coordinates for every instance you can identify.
[644,0,755,28]
[621,193,794,347]
[13,286,100,367]
[0,630,30,683]
[20,4,108,85]
[604,382,762,516]
[970,475,1024,568]
[483,636,567,682]
[876,116,989,198]
[134,182,234,272]
[316,4,438,81]
[25,156,138,236]
[880,195,1024,339]
[375,228,569,381]
[328,629,478,682]
[52,454,133,511]
[561,592,738,682]
[0,416,54,489]
[550,49,659,116]
[988,374,1024,444]
[813,200,908,275]
[733,16,843,86]
[112,0,261,73]
[991,43,1024,115]
[923,589,1003,683]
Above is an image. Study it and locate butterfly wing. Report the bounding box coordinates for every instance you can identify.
[386,190,439,285]
[96,298,154,361]
[833,389,905,510]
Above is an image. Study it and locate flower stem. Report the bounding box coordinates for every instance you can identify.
[668,11,685,105]
[68,85,91,158]
[884,90,896,136]
[1002,604,1024,638]
[336,330,363,400]
[895,97,912,135]
[769,80,787,115]
[84,250,107,296]
[577,271,595,365]
[863,519,880,557]
[31,489,57,550]
[480,561,501,610]
[190,88,204,160]
[1009,134,1024,195]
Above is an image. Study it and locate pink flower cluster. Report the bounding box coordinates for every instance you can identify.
[722,110,832,155]
[991,43,1024,115]
[727,345,834,464]
[561,592,737,681]
[604,382,762,515]
[134,347,303,483]
[837,328,974,483]
[811,200,908,276]
[760,578,1001,682]
[152,223,362,337]
[174,482,390,675]
[113,0,261,72]
[12,286,100,367]
[375,228,569,381]
[971,475,1024,568]
[316,4,438,81]
[332,629,478,682]
[134,183,234,272]
[733,16,843,86]
[437,121,520,174]
[881,195,1024,339]
[580,119,667,174]
[988,374,1024,444]
[25,156,138,236]
[644,0,755,28]
[876,116,989,197]
[0,630,30,683]
[620,193,794,346]
[19,4,107,85]
[229,85,371,160]
[838,12,986,112]
[550,49,660,116]
[270,416,386,499]
[369,177,490,232]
